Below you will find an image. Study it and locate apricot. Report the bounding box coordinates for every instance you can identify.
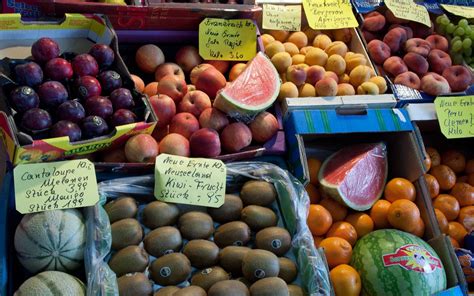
[349,65,372,87]
[265,41,285,58]
[305,48,328,67]
[325,54,346,75]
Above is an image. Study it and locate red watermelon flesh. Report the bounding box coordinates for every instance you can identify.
[318,142,388,211]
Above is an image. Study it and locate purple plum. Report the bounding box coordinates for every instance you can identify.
[57,100,85,123]
[109,88,134,110]
[75,75,102,100]
[14,62,43,87]
[31,37,60,63]
[45,58,73,81]
[10,86,39,113]
[72,54,99,77]
[85,96,113,119]
[21,108,52,131]
[37,81,68,109]
[89,44,115,69]
[50,120,82,142]
[81,115,109,139]
[98,70,122,94]
[110,109,137,127]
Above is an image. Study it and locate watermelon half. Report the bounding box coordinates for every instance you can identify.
[213,52,280,122]
[318,142,388,211]
[351,229,447,296]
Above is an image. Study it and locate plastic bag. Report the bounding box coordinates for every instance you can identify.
[88,162,332,296]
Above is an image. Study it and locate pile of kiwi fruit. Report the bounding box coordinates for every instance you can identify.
[105,179,305,296]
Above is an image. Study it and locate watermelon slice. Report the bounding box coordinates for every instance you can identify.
[213,52,280,122]
[318,142,388,211]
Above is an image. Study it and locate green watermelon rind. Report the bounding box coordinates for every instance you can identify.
[318,143,388,211]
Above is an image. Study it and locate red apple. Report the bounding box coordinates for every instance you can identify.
[159,133,190,157]
[198,108,229,132]
[154,62,185,82]
[148,94,176,128]
[124,134,159,163]
[178,90,212,117]
[190,63,213,85]
[190,128,221,157]
[249,111,279,143]
[169,112,200,139]
[195,67,227,99]
[102,147,126,163]
[220,122,252,153]
[175,45,203,73]
[156,74,188,103]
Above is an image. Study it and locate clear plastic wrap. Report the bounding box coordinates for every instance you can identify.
[88,162,332,296]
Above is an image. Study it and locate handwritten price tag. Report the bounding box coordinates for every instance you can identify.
[14,159,99,214]
[385,0,431,27]
[263,4,302,32]
[199,18,257,61]
[303,0,358,30]
[154,154,226,208]
[435,96,474,139]
[441,4,474,19]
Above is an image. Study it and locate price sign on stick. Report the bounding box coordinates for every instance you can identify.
[385,0,431,27]
[303,0,358,30]
[14,159,99,214]
[434,96,474,139]
[441,4,474,19]
[262,4,302,32]
[154,154,226,208]
[199,18,256,61]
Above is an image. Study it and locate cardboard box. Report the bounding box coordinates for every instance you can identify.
[284,107,467,295]
[0,14,157,165]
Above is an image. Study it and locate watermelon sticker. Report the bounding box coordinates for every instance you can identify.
[382,244,443,273]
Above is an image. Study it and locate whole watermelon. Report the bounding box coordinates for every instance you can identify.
[351,229,447,296]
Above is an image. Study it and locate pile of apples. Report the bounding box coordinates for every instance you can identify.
[362,9,473,95]
[99,44,279,163]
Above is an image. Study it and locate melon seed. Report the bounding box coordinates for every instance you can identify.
[142,201,179,229]
[104,196,138,223]
[240,181,277,206]
[242,249,280,282]
[111,218,143,250]
[179,212,214,240]
[214,221,251,248]
[117,272,153,296]
[249,277,289,296]
[183,239,219,269]
[144,226,182,257]
[255,227,291,256]
[149,253,192,286]
[278,257,298,283]
[190,266,230,291]
[109,245,149,277]
[241,205,278,231]
[208,194,243,223]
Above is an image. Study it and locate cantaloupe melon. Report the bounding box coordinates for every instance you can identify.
[14,271,86,296]
[14,209,86,273]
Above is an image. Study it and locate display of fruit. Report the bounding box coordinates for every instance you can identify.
[261,28,388,100]
[103,180,305,295]
[361,9,473,95]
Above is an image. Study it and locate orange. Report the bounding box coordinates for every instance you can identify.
[458,206,474,231]
[450,182,474,207]
[435,209,449,234]
[449,236,460,248]
[370,199,392,229]
[307,204,333,236]
[307,157,322,185]
[448,221,467,245]
[424,174,440,199]
[345,212,374,238]
[313,236,324,248]
[326,221,358,246]
[330,264,361,296]
[410,217,425,237]
[387,199,421,233]
[306,183,321,204]
[320,198,348,222]
[441,150,466,174]
[430,165,457,191]
[319,237,352,268]
[426,147,441,167]
[433,194,460,221]
[466,159,474,174]
[424,152,432,172]
[384,177,416,202]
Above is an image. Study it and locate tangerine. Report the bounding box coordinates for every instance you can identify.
[424,174,440,199]
[387,199,421,233]
[450,182,474,207]
[370,199,392,229]
[435,208,449,234]
[384,177,416,202]
[319,237,352,268]
[144,81,159,97]
[458,206,474,231]
[320,198,348,222]
[448,221,467,245]
[409,218,425,237]
[345,213,374,238]
[326,221,358,246]
[441,150,466,174]
[426,147,441,167]
[307,204,333,236]
[306,183,321,204]
[424,152,432,172]
[308,157,322,185]
[449,236,460,248]
[430,165,457,191]
[130,74,145,93]
[330,264,361,296]
[313,236,324,248]
[433,194,460,221]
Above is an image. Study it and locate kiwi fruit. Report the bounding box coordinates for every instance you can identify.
[207,194,243,223]
[143,201,179,229]
[241,205,278,231]
[149,253,192,286]
[190,266,230,291]
[173,285,207,296]
[219,246,251,276]
[144,226,182,257]
[278,257,298,283]
[236,277,252,288]
[117,272,153,296]
[240,181,277,206]
[249,277,289,296]
[288,284,305,296]
[111,218,143,250]
[242,249,280,282]
[153,286,181,296]
[108,245,149,277]
[208,280,250,296]
[104,196,138,223]
[183,239,219,269]
[179,211,214,240]
[255,227,292,256]
[214,221,251,248]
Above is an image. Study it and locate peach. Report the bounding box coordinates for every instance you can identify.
[367,40,391,65]
[300,46,315,55]
[403,53,429,76]
[421,72,451,96]
[383,27,408,53]
[199,107,229,131]
[362,30,379,43]
[369,76,388,93]
[278,81,299,101]
[190,63,213,85]
[144,81,159,97]
[339,73,350,84]
[190,128,221,157]
[337,83,355,96]
[426,35,449,52]
[287,32,308,49]
[405,38,431,57]
[265,41,285,58]
[178,90,211,117]
[409,21,434,39]
[268,30,289,42]
[298,83,316,97]
[206,60,230,74]
[271,52,292,73]
[159,133,190,157]
[261,34,275,47]
[357,81,380,95]
[156,74,188,103]
[124,134,159,163]
[442,65,473,92]
[130,74,145,93]
[349,65,372,87]
[331,28,352,44]
[221,122,252,153]
[313,34,332,50]
[195,67,227,99]
[325,54,346,75]
[394,71,421,89]
[383,56,408,77]
[249,111,279,143]
[155,62,185,82]
[175,45,202,73]
[345,52,368,72]
[292,54,306,65]
[283,42,300,56]
[363,11,386,32]
[305,48,328,67]
[324,71,339,83]
[389,24,413,39]
[385,9,409,24]
[286,64,308,86]
[169,112,200,139]
[149,94,176,128]
[315,78,338,96]
[428,49,452,74]
[135,44,165,74]
[325,41,348,57]
[229,63,246,81]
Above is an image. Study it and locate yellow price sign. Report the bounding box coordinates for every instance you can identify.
[385,0,431,27]
[434,96,474,139]
[262,4,302,32]
[303,0,358,30]
[14,159,99,214]
[199,18,257,61]
[154,154,226,208]
[441,4,474,19]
